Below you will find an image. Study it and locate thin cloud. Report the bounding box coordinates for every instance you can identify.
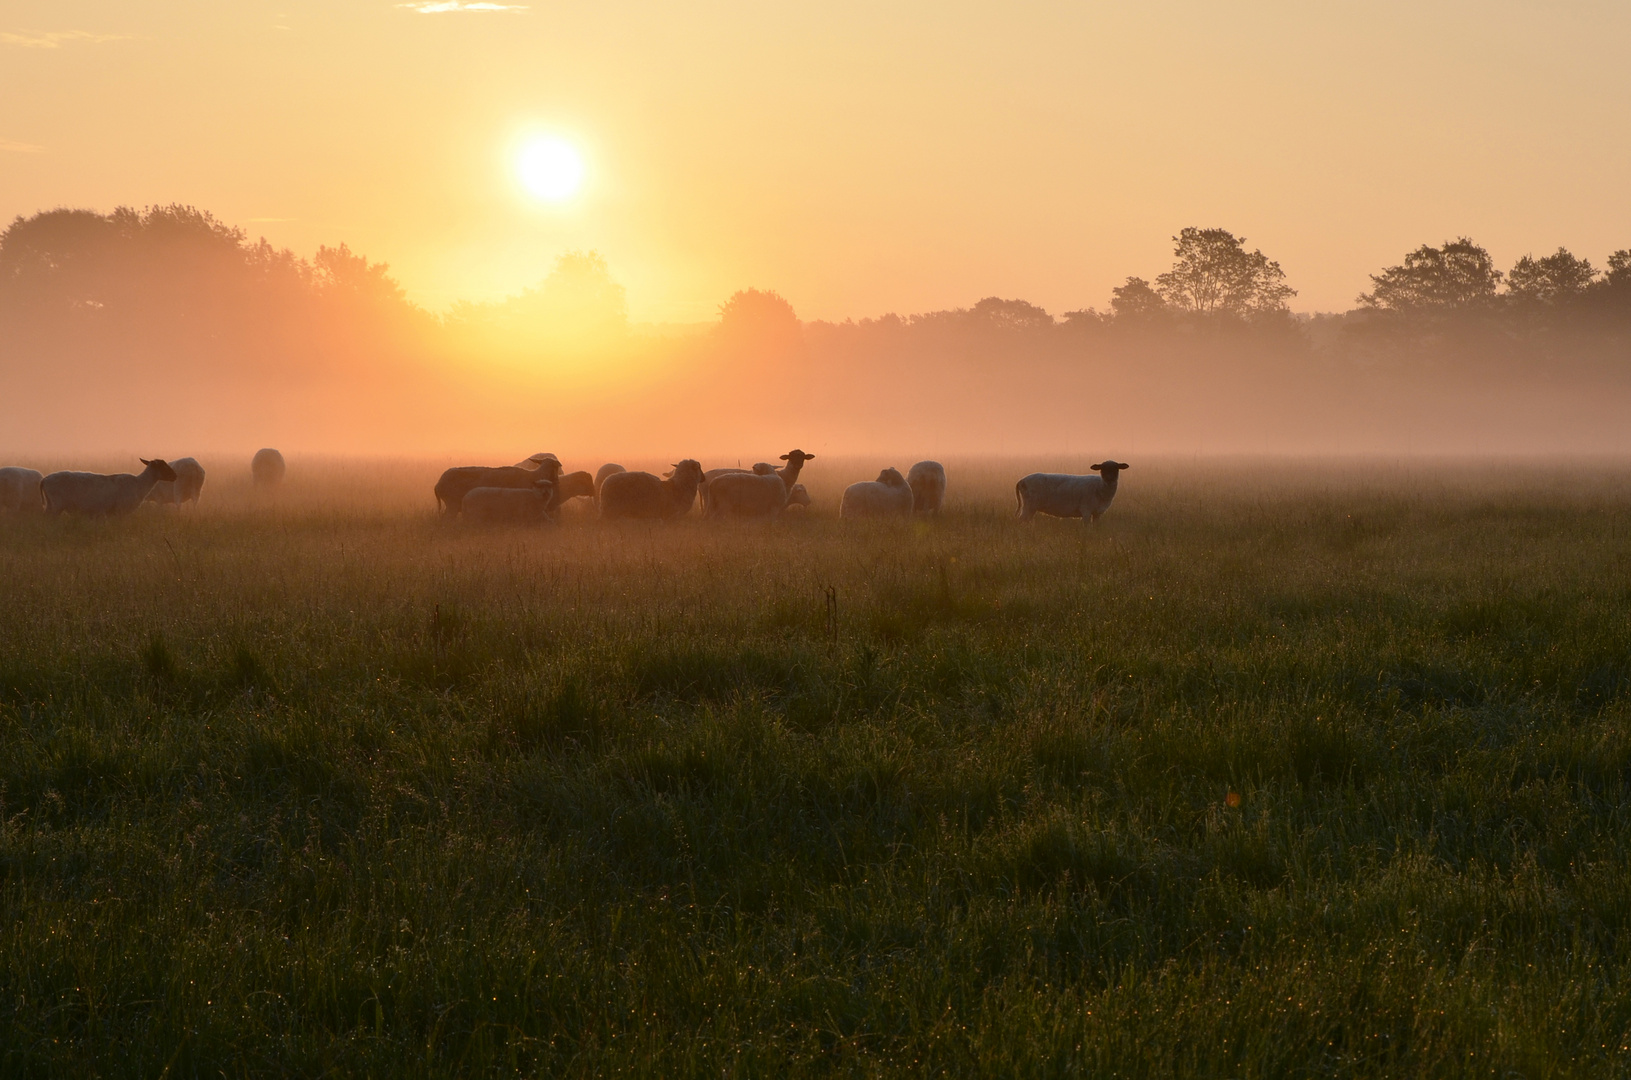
[1,30,129,48]
[0,138,45,153]
[397,2,528,12]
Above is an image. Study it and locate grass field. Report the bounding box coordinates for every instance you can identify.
[6,457,1631,1076]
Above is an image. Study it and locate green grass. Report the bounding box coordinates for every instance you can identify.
[7,459,1631,1076]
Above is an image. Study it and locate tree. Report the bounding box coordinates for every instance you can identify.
[1606,250,1631,291]
[1358,238,1501,315]
[1108,276,1166,322]
[1507,248,1597,307]
[1154,227,1295,319]
[967,296,1053,331]
[719,288,798,335]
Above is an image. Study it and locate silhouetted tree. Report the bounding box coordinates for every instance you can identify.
[1109,276,1167,322]
[1359,238,1501,315]
[719,288,798,335]
[1155,228,1295,319]
[968,296,1053,331]
[1507,248,1597,308]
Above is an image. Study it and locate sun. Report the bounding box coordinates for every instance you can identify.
[516,136,585,202]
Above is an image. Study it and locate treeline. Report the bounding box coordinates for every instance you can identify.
[3,205,1631,454]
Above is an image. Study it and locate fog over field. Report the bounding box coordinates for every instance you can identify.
[3,209,1630,461]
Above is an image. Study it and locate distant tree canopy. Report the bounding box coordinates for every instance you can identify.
[1154,227,1295,320]
[1359,238,1503,315]
[1109,276,1167,322]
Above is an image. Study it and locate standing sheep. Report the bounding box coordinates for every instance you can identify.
[705,471,802,520]
[43,459,178,516]
[461,482,557,525]
[146,457,206,506]
[840,468,915,519]
[436,459,564,515]
[907,461,946,514]
[599,460,706,520]
[553,470,597,505]
[1015,461,1130,524]
[0,467,44,512]
[594,463,626,497]
[252,448,286,488]
[700,448,815,512]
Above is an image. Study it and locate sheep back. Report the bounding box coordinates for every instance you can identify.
[251,448,286,488]
[907,461,946,514]
[840,468,914,519]
[0,467,44,512]
[706,471,789,520]
[435,465,550,514]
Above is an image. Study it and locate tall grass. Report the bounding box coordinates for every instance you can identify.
[6,458,1631,1075]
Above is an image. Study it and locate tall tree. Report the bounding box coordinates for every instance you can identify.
[1507,248,1597,307]
[1359,238,1501,315]
[1154,227,1295,319]
[1109,276,1167,322]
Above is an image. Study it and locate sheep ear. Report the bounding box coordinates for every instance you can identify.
[1091,461,1105,471]
[1118,462,1130,470]
[780,453,790,460]
[804,453,814,460]
[140,458,153,467]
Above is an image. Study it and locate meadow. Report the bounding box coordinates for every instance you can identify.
[6,456,1631,1076]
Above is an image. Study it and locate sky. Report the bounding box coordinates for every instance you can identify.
[3,0,1629,323]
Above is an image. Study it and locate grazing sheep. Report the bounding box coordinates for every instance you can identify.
[462,482,556,525]
[1015,461,1130,524]
[43,458,178,516]
[436,459,564,515]
[594,463,626,497]
[907,461,946,514]
[0,467,44,512]
[840,467,914,519]
[599,459,706,520]
[252,448,286,488]
[553,470,596,504]
[705,470,802,520]
[785,483,811,510]
[146,457,206,506]
[700,448,814,512]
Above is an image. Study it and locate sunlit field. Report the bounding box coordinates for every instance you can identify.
[7,458,1631,1076]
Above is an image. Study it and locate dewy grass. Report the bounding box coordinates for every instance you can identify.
[6,458,1631,1076]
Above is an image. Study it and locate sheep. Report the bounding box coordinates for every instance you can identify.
[0,467,44,512]
[594,463,626,497]
[699,448,814,512]
[436,458,564,515]
[907,460,946,514]
[840,467,914,519]
[146,457,206,506]
[786,483,812,510]
[1015,460,1130,524]
[252,448,286,488]
[705,470,802,520]
[553,470,596,504]
[513,452,561,471]
[43,458,178,516]
[599,459,706,520]
[461,481,556,525]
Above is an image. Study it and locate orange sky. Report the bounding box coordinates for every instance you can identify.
[4,0,1629,322]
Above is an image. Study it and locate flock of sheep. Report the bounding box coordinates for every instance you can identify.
[0,445,1131,525]
[0,448,284,515]
[431,450,1131,526]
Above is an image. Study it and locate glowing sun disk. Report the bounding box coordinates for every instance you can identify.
[517,137,584,201]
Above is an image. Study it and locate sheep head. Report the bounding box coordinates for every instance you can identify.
[141,458,179,482]
[1091,461,1131,482]
[876,467,906,486]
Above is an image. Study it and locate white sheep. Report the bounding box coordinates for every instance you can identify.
[907,461,946,514]
[0,467,44,512]
[594,463,626,497]
[599,459,706,520]
[840,467,914,519]
[252,448,286,488]
[705,470,802,520]
[146,457,206,506]
[462,482,556,525]
[699,448,814,512]
[436,459,564,514]
[1015,461,1130,524]
[43,458,178,516]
